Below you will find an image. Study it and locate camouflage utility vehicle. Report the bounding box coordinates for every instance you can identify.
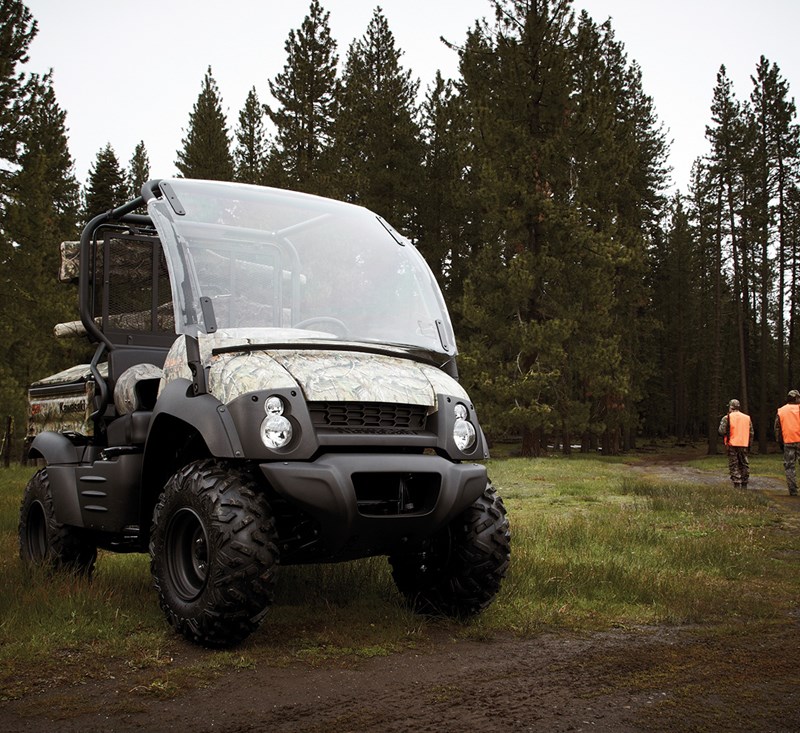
[20,179,510,646]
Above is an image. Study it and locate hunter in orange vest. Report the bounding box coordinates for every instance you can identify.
[775,389,800,496]
[718,399,753,489]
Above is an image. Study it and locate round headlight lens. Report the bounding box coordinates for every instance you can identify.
[260,414,293,449]
[454,403,469,420]
[453,418,477,451]
[265,395,284,415]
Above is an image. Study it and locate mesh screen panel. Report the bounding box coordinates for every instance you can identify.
[95,235,173,334]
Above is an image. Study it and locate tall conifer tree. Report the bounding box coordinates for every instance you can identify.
[128,140,150,197]
[267,0,338,195]
[0,0,36,172]
[686,157,729,453]
[787,184,800,388]
[749,57,799,449]
[647,196,702,439]
[564,14,667,450]
[457,0,577,455]
[0,0,39,448]
[84,143,127,219]
[175,67,234,181]
[418,72,472,307]
[0,0,37,260]
[1,72,81,445]
[234,87,267,184]
[333,7,423,228]
[705,65,750,415]
[456,2,667,454]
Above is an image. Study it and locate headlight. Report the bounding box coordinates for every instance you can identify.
[453,403,477,451]
[260,414,293,449]
[265,395,284,415]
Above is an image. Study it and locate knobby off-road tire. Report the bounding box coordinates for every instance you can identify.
[18,468,97,577]
[150,459,279,647]
[389,481,510,617]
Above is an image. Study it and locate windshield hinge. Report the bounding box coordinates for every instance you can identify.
[159,181,186,215]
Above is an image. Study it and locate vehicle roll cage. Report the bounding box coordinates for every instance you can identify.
[78,180,169,425]
[78,180,164,350]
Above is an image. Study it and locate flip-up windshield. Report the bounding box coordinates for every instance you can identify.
[147,179,456,358]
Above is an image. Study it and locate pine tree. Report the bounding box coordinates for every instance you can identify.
[417,72,473,308]
[0,0,36,170]
[0,0,37,261]
[749,57,799,449]
[128,140,150,197]
[175,66,234,181]
[332,7,423,228]
[787,183,800,389]
[679,59,800,450]
[705,65,751,416]
[84,143,127,219]
[1,72,81,450]
[234,87,267,184]
[0,1,38,452]
[267,0,338,195]
[455,2,668,455]
[647,196,704,439]
[686,157,728,454]
[567,12,669,452]
[456,0,579,456]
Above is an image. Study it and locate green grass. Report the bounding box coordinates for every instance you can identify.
[480,454,798,633]
[2,452,799,706]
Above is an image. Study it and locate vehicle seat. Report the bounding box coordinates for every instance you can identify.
[106,364,163,447]
[113,363,163,414]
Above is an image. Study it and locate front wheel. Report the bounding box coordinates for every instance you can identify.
[389,481,510,617]
[18,468,97,576]
[150,460,279,647]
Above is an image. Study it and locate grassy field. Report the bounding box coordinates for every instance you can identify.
[1,451,799,701]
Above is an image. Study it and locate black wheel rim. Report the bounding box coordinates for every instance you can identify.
[25,500,48,562]
[165,508,210,602]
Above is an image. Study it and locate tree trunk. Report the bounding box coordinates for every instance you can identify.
[707,186,724,456]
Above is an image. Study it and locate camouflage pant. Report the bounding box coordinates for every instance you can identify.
[783,444,800,495]
[727,447,750,486]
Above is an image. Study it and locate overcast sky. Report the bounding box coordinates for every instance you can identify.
[22,0,800,195]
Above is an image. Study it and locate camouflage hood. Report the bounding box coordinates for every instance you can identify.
[161,331,467,407]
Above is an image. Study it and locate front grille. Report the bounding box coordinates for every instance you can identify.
[308,402,427,433]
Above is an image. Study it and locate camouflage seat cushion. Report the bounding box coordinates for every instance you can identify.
[113,363,164,414]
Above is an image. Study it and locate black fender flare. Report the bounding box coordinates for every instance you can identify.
[28,431,80,465]
[142,378,245,503]
[146,378,244,459]
[26,432,83,526]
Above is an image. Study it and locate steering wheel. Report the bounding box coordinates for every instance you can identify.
[294,316,350,338]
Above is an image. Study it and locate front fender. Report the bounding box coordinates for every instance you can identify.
[146,378,245,460]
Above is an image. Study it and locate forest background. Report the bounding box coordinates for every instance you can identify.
[1,0,798,458]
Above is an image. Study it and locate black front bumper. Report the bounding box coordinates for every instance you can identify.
[259,454,487,558]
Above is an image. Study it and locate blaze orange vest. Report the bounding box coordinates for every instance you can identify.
[727,410,751,447]
[778,403,800,443]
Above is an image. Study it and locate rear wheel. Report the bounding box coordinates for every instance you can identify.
[389,482,510,617]
[18,468,97,576]
[150,459,279,647]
